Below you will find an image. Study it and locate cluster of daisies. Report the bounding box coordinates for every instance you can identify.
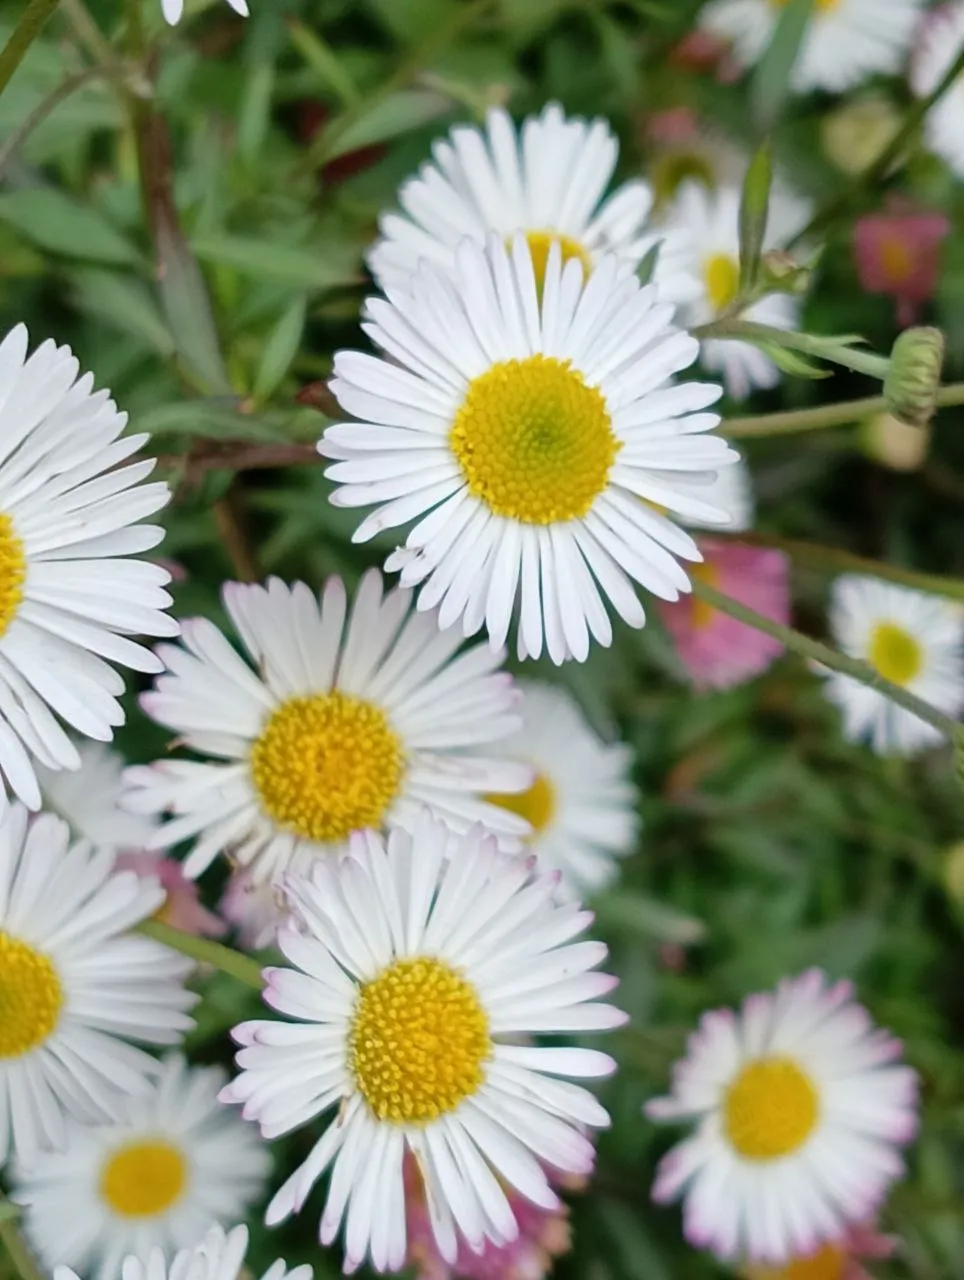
[2,12,963,1279]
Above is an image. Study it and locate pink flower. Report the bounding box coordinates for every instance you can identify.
[404,1155,577,1280]
[742,1221,897,1279]
[115,852,226,938]
[658,540,789,690]
[853,202,950,327]
[219,868,286,949]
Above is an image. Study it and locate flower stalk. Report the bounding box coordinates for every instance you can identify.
[723,382,964,437]
[0,0,60,99]
[138,919,265,990]
[0,1196,43,1280]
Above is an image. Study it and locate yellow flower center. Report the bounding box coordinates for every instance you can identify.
[450,355,620,525]
[521,231,593,291]
[879,236,916,286]
[688,561,719,631]
[723,1057,819,1160]
[0,932,63,1059]
[250,691,405,843]
[350,957,491,1124]
[704,252,740,312]
[746,1243,847,1280]
[486,770,556,835]
[99,1140,187,1218]
[0,513,27,639]
[867,620,923,686]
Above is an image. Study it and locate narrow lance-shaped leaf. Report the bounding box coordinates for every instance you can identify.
[751,0,814,133]
[738,142,772,296]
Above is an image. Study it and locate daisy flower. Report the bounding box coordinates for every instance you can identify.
[664,181,812,400]
[218,869,284,950]
[741,1221,896,1280]
[658,541,789,690]
[221,811,624,1273]
[911,3,964,178]
[367,103,698,303]
[0,325,177,810]
[404,1152,574,1280]
[124,572,532,886]
[322,235,738,665]
[0,803,196,1166]
[820,575,964,756]
[645,969,918,1265]
[699,0,925,94]
[484,680,639,898]
[37,741,158,854]
[161,0,248,24]
[14,1055,270,1280]
[55,1225,312,1280]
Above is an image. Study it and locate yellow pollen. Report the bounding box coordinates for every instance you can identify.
[724,1057,819,1161]
[0,513,26,639]
[521,231,593,292]
[879,236,915,285]
[99,1140,187,1218]
[746,1243,847,1280]
[350,957,491,1124]
[689,561,719,631]
[450,354,619,525]
[704,253,740,312]
[0,932,63,1059]
[486,769,556,836]
[250,692,405,843]
[867,621,923,687]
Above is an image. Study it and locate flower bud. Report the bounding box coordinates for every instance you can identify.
[883,327,945,430]
[859,412,930,472]
[821,95,903,175]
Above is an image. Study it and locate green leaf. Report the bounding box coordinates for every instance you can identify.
[191,235,362,290]
[751,0,814,132]
[141,401,291,442]
[253,296,307,402]
[757,341,833,379]
[738,142,772,294]
[287,20,360,107]
[70,268,175,356]
[594,891,707,945]
[323,89,454,161]
[0,187,138,265]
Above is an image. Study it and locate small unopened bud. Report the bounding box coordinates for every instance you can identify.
[859,411,930,472]
[761,250,813,296]
[883,326,945,430]
[821,95,903,176]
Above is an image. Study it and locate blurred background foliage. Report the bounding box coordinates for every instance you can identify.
[2,0,964,1275]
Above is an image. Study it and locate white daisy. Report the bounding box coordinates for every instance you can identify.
[0,803,196,1166]
[699,0,925,94]
[37,741,157,853]
[665,181,812,400]
[14,1055,270,1280]
[680,457,754,533]
[910,3,964,178]
[123,571,532,887]
[322,235,738,666]
[161,0,249,24]
[819,575,964,756]
[367,102,699,304]
[221,811,625,1274]
[0,324,177,811]
[645,969,918,1265]
[484,680,639,898]
[54,1225,312,1280]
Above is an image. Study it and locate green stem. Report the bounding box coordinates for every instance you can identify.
[697,320,890,380]
[0,64,104,178]
[0,1196,43,1280]
[716,531,964,605]
[723,382,964,437]
[788,44,964,250]
[139,919,265,990]
[0,0,60,98]
[689,577,961,741]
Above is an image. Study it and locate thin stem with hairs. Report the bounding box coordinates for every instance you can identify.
[723,382,964,437]
[138,919,265,990]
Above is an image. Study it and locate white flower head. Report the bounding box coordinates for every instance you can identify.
[55,1225,311,1280]
[665,181,811,400]
[221,811,625,1274]
[323,235,738,665]
[124,572,532,886]
[0,324,177,810]
[485,679,639,898]
[0,804,196,1167]
[368,102,700,304]
[37,741,157,853]
[645,969,918,1264]
[820,575,964,756]
[161,0,248,24]
[700,0,926,94]
[15,1056,270,1280]
[911,3,964,178]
